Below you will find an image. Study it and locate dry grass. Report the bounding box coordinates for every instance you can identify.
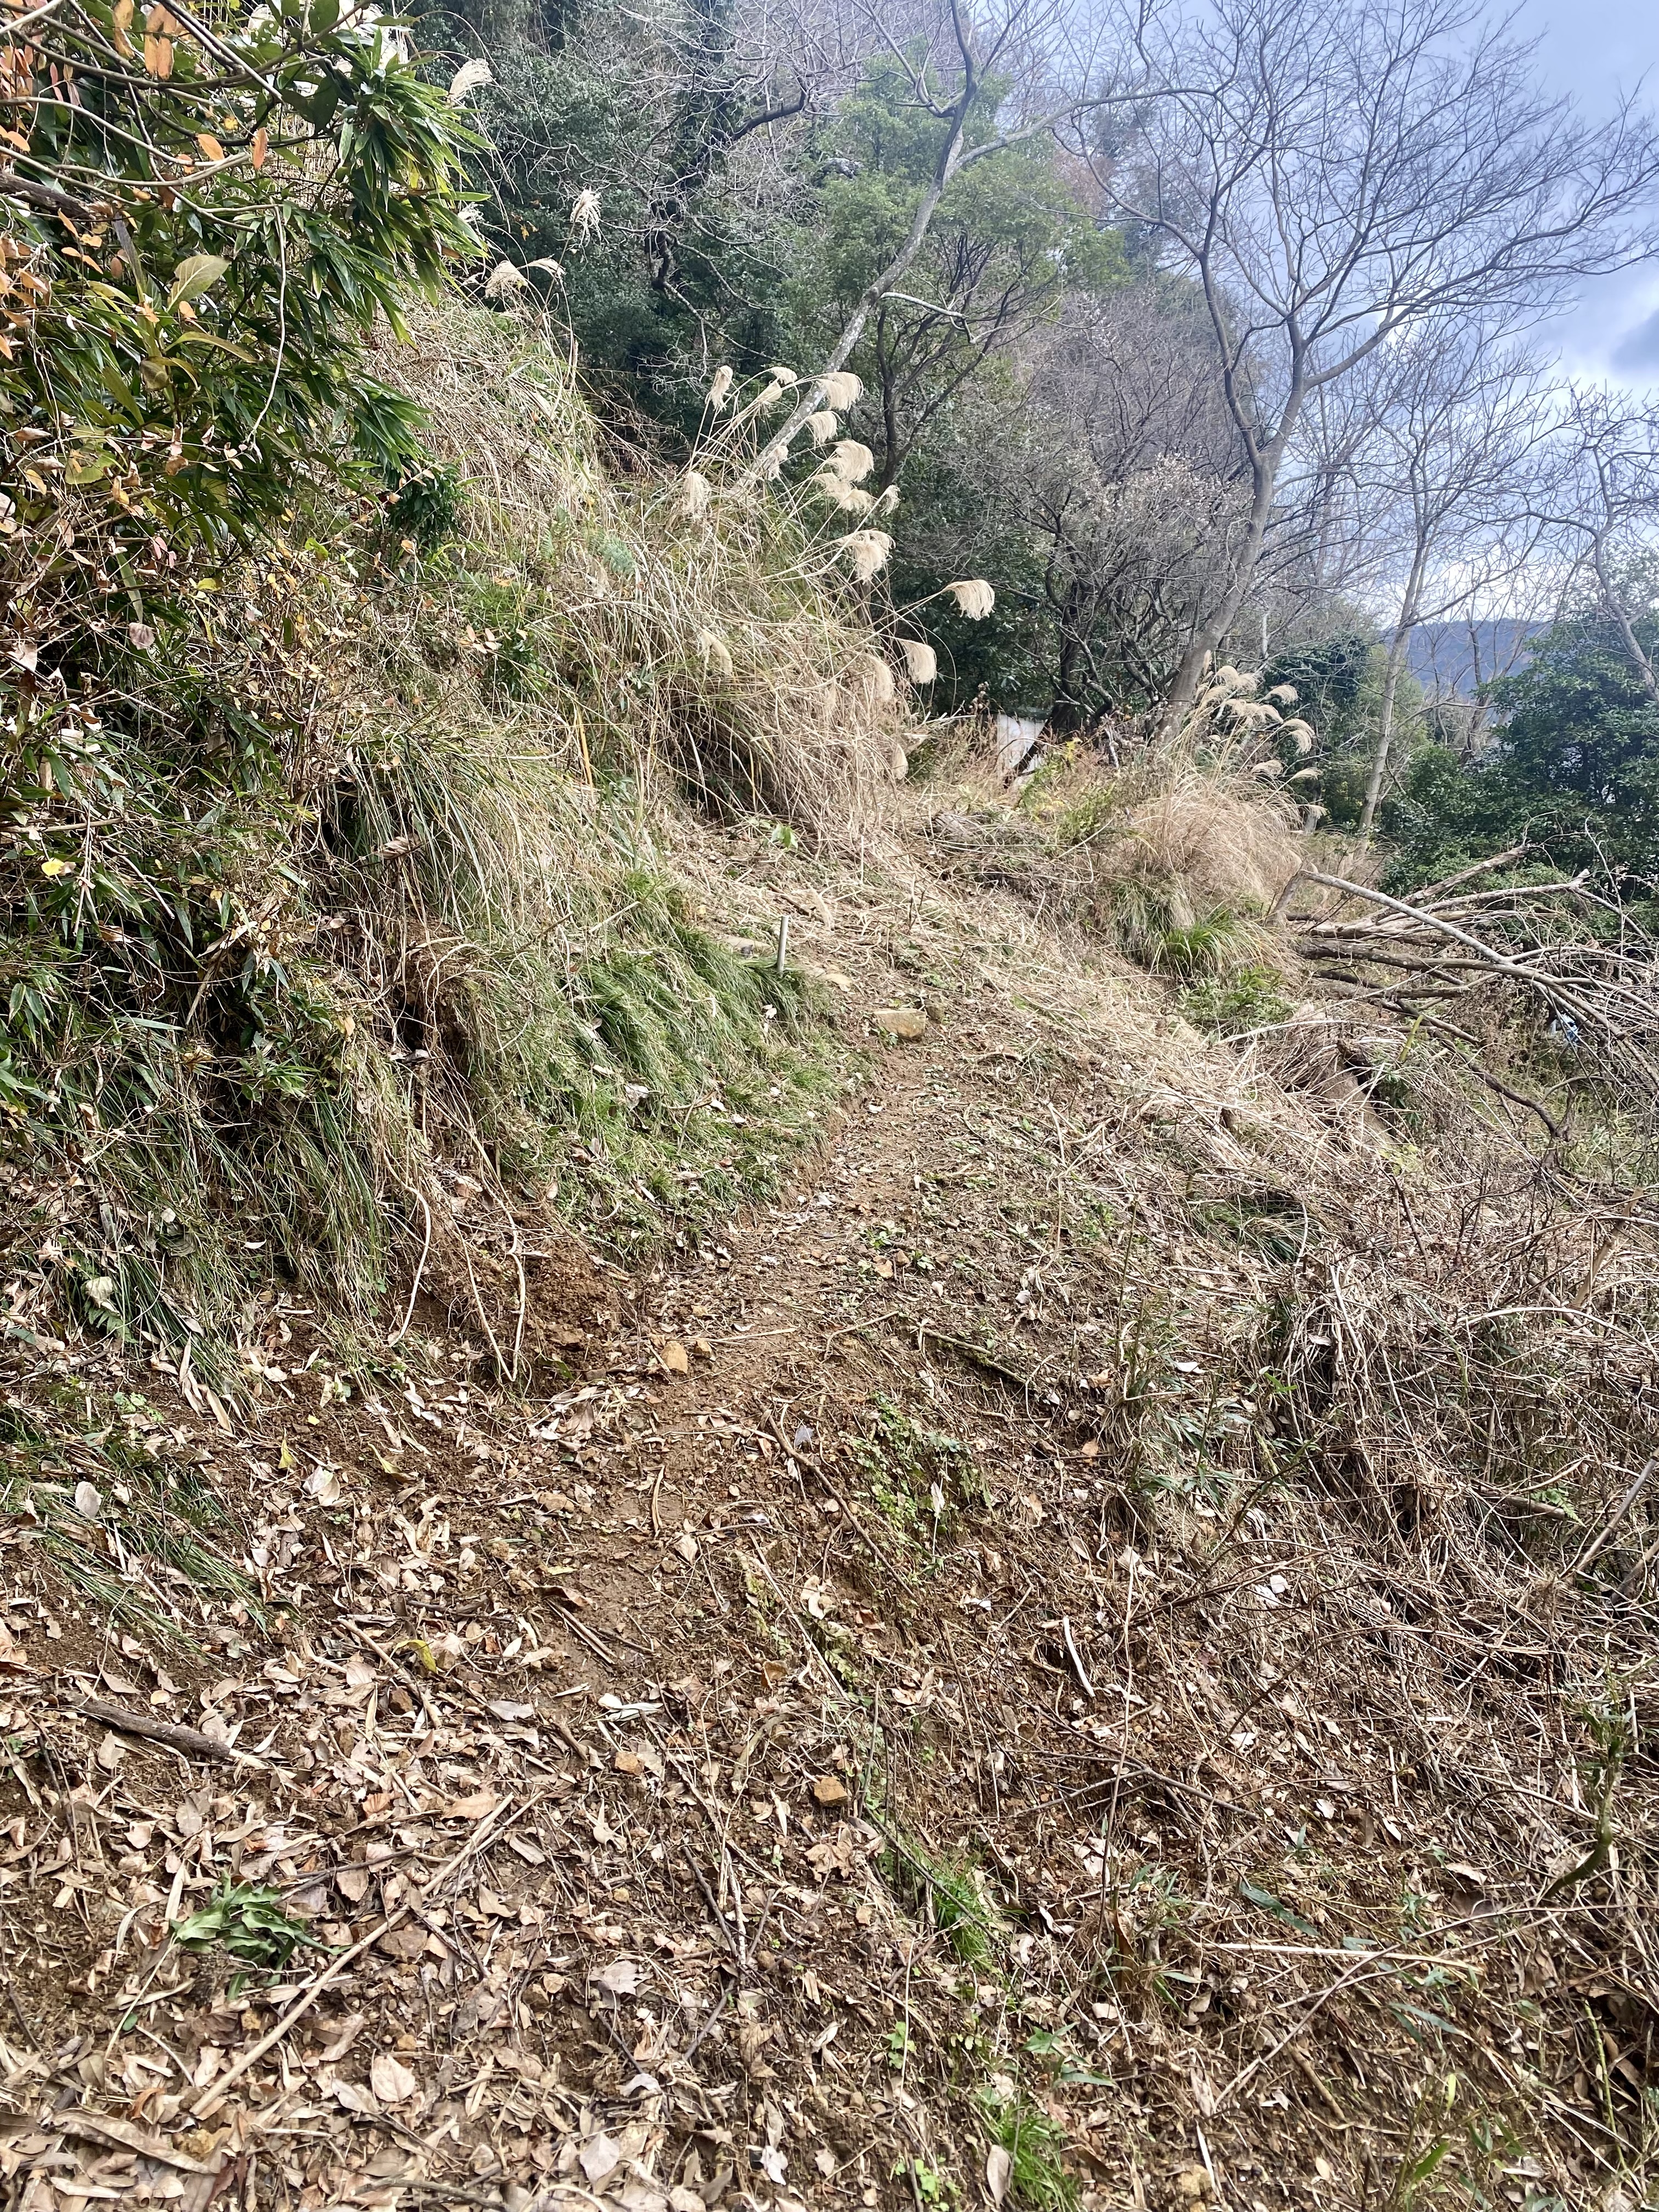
[755,820,1659,2205]
[365,298,915,839]
[0,303,892,1378]
[916,729,1305,996]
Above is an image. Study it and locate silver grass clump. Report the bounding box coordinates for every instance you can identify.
[838,531,893,582]
[898,637,936,685]
[945,579,995,619]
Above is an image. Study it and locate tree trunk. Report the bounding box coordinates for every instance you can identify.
[747,90,975,486]
[1358,539,1431,842]
[1052,614,1087,732]
[1593,540,1659,705]
[1158,444,1279,733]
[1357,624,1412,842]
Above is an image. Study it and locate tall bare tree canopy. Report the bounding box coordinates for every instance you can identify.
[1096,0,1659,721]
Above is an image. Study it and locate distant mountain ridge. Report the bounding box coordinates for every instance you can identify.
[1407,619,1545,697]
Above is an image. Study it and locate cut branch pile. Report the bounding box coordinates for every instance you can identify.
[1278,862,1659,1130]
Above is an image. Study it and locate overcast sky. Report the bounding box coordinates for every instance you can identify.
[1515,0,1659,382]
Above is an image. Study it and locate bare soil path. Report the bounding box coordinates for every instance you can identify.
[0,883,1641,2212]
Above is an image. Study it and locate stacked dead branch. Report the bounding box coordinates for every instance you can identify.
[1276,855,1659,1136]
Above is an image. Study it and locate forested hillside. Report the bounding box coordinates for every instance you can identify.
[3,2,1659,2210]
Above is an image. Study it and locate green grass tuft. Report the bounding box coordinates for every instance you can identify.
[0,1395,259,1640]
[1181,964,1294,1035]
[977,2091,1077,2211]
[883,1832,1001,1965]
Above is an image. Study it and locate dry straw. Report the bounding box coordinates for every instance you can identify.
[368,297,907,837]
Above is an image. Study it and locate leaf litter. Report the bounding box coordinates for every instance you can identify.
[0,840,1656,2210]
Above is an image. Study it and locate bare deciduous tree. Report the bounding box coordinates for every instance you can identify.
[1096,0,1659,726]
[1547,391,1659,704]
[1017,282,1249,716]
[747,0,1128,482]
[1347,321,1560,837]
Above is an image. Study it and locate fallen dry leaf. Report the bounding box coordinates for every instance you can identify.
[579,2134,620,2183]
[321,2014,366,2064]
[444,1790,498,1820]
[369,2052,418,2106]
[986,2143,1012,2205]
[591,1958,641,1996]
[57,2110,217,2174]
[306,1464,343,1506]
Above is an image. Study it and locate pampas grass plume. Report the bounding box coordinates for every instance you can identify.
[839,531,893,582]
[946,578,995,619]
[829,438,874,484]
[679,470,712,520]
[857,652,896,706]
[805,409,839,447]
[570,188,601,239]
[447,55,492,101]
[810,466,870,511]
[821,371,863,410]
[483,259,529,302]
[872,483,899,515]
[708,365,735,414]
[697,628,734,678]
[899,637,936,685]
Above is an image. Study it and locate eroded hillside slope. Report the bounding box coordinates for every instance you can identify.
[0,817,1655,2212]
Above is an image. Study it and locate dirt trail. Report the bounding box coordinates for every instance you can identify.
[0,948,1144,2212]
[0,868,1643,2212]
